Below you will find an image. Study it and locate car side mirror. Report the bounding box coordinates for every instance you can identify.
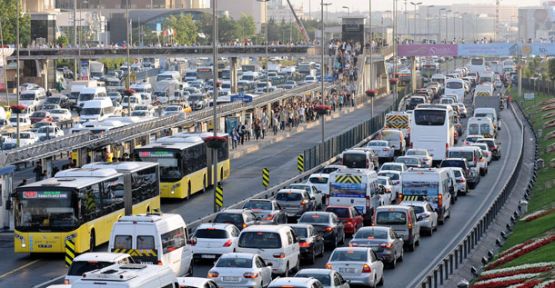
[266,262,273,267]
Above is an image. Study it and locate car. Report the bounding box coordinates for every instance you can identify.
[307,174,330,196]
[161,105,185,116]
[349,226,404,269]
[304,75,317,84]
[268,277,324,288]
[50,108,72,122]
[404,149,433,168]
[365,140,395,162]
[64,252,135,284]
[455,103,467,118]
[41,103,61,112]
[400,201,438,236]
[130,110,155,118]
[379,162,407,173]
[324,206,364,236]
[191,223,240,261]
[177,277,220,288]
[471,143,493,164]
[275,189,316,219]
[376,170,401,201]
[440,158,479,189]
[374,205,420,251]
[30,120,56,132]
[108,91,122,103]
[287,224,325,264]
[463,134,484,146]
[11,131,39,147]
[477,138,501,160]
[295,269,350,288]
[207,253,273,288]
[212,209,259,230]
[37,126,64,141]
[325,247,384,287]
[8,114,31,128]
[30,111,53,124]
[394,156,424,168]
[447,167,468,195]
[298,212,345,249]
[375,176,395,205]
[288,183,324,209]
[242,199,287,225]
[320,165,348,175]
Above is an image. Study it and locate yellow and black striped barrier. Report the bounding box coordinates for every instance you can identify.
[297,155,304,173]
[215,184,224,209]
[262,168,270,188]
[65,238,76,267]
[402,195,428,202]
[334,175,363,184]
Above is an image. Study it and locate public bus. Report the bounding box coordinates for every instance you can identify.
[469,57,487,75]
[13,163,160,254]
[134,133,230,199]
[409,104,455,166]
[196,66,214,80]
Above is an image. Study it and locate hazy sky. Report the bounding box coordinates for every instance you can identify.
[298,0,542,12]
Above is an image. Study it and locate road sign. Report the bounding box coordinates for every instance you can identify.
[65,238,76,267]
[297,155,304,173]
[524,92,535,100]
[215,184,224,209]
[262,168,270,188]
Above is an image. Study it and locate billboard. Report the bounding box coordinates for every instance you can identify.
[397,44,457,57]
[457,43,519,57]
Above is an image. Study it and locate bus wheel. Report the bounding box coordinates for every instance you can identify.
[220,168,224,182]
[89,230,96,252]
[186,181,191,200]
[146,206,150,213]
[203,177,207,193]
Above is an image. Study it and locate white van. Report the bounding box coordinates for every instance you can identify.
[78,87,108,109]
[122,94,143,110]
[467,117,495,138]
[447,146,483,177]
[444,78,465,103]
[380,129,406,156]
[157,71,181,82]
[108,214,193,277]
[65,252,135,284]
[130,81,153,94]
[72,263,179,288]
[474,107,499,130]
[80,98,115,123]
[236,225,300,276]
[400,168,452,224]
[20,89,46,110]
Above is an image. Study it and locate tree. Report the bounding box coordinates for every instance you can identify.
[235,15,256,40]
[0,0,31,46]
[164,14,198,45]
[56,35,68,47]
[549,58,555,81]
[218,15,239,43]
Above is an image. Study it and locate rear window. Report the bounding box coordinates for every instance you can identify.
[299,213,330,224]
[214,213,244,226]
[216,257,252,268]
[330,250,368,262]
[446,82,463,89]
[343,153,367,168]
[376,211,407,225]
[195,229,229,239]
[453,170,463,177]
[354,229,388,239]
[291,227,308,238]
[381,164,401,172]
[411,206,425,214]
[68,261,114,276]
[441,160,465,168]
[309,176,328,184]
[113,235,132,249]
[448,151,474,163]
[414,110,446,126]
[295,273,331,286]
[244,200,272,210]
[238,232,282,249]
[276,192,302,201]
[325,207,350,218]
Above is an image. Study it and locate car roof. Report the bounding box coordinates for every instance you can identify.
[277,188,306,194]
[270,277,317,286]
[296,268,334,275]
[242,225,291,233]
[220,209,251,214]
[309,173,329,178]
[377,205,412,211]
[286,223,314,229]
[378,170,401,174]
[177,277,213,287]
[73,252,131,262]
[333,247,370,252]
[197,223,235,230]
[219,252,255,259]
[400,201,428,207]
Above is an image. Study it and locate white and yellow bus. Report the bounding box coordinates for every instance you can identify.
[134,133,230,199]
[13,163,160,254]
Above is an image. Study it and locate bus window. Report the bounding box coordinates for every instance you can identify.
[15,189,77,231]
[414,110,446,126]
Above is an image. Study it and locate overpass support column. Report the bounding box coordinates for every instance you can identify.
[231,57,238,93]
[411,57,417,92]
[41,157,53,178]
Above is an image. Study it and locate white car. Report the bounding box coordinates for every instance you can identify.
[456,103,467,118]
[207,253,273,288]
[269,277,324,288]
[326,247,384,287]
[8,114,32,128]
[177,277,219,288]
[449,167,468,195]
[64,252,134,284]
[37,126,64,141]
[306,174,330,196]
[379,162,407,173]
[50,108,72,122]
[192,223,240,261]
[161,105,184,117]
[12,131,39,147]
[288,183,324,209]
[130,110,155,118]
[295,269,350,288]
[365,140,394,161]
[405,148,433,168]
[471,143,492,164]
[401,201,438,236]
[377,170,402,201]
[376,176,395,205]
[304,76,317,84]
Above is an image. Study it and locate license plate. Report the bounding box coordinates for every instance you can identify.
[223,276,241,282]
[201,255,216,259]
[339,268,356,273]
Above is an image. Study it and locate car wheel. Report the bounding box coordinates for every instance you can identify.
[389,256,397,269]
[378,275,384,286]
[409,241,416,252]
[308,250,316,264]
[398,248,404,262]
[284,263,289,277]
[428,227,433,236]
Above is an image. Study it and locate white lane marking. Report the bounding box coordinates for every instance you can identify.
[0,259,41,280]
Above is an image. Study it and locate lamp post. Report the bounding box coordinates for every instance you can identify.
[410,2,422,41]
[212,0,220,212]
[369,0,373,118]
[125,0,132,115]
[426,5,434,40]
[16,0,20,147]
[342,6,350,16]
[320,1,331,146]
[445,9,451,42]
[439,8,446,43]
[257,0,270,91]
[453,11,458,42]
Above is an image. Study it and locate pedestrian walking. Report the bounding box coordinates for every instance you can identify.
[33,163,44,182]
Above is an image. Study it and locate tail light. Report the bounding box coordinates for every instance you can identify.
[223,239,233,247]
[243,223,248,229]
[350,242,359,247]
[243,272,259,279]
[324,226,334,232]
[300,200,309,206]
[188,238,197,246]
[325,263,333,269]
[362,264,372,273]
[456,179,465,183]
[64,279,70,285]
[273,252,286,258]
[445,143,449,157]
[398,193,404,202]
[157,260,164,265]
[265,214,274,221]
[208,271,219,278]
[299,241,310,248]
[380,242,393,249]
[438,194,443,207]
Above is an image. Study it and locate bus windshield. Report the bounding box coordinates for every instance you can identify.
[414,110,446,126]
[137,151,182,182]
[15,189,78,232]
[342,153,367,168]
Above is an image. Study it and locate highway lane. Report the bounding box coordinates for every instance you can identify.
[0,94,395,287]
[190,101,523,288]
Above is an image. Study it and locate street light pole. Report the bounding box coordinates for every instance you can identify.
[321,0,326,146]
[439,8,446,43]
[126,0,132,115]
[410,2,422,41]
[342,6,350,16]
[16,0,20,147]
[369,0,373,118]
[426,5,434,40]
[257,0,270,91]
[212,0,220,213]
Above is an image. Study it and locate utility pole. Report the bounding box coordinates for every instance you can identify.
[369,0,373,118]
[16,0,20,147]
[212,0,219,212]
[495,0,500,42]
[73,0,77,78]
[320,0,326,146]
[0,18,9,106]
[126,0,131,115]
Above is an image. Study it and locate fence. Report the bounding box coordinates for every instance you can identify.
[409,101,526,288]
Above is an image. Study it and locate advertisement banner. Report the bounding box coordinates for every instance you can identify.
[457,43,520,57]
[397,44,457,57]
[531,43,555,56]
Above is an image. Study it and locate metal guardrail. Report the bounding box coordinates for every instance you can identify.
[409,102,526,288]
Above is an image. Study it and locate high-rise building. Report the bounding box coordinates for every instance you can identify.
[217,0,267,31]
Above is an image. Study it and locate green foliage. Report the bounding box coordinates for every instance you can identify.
[548,58,555,81]
[0,0,31,46]
[56,35,69,47]
[164,14,198,45]
[235,15,256,41]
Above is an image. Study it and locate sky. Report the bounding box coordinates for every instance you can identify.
[298,0,542,12]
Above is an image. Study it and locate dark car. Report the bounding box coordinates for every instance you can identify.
[349,226,404,268]
[477,138,501,160]
[324,205,364,236]
[287,224,325,264]
[298,211,345,249]
[275,189,316,219]
[242,199,287,225]
[44,95,71,109]
[440,158,480,189]
[212,209,259,230]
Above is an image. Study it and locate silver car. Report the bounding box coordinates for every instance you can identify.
[295,269,350,288]
[401,201,438,236]
[326,247,384,287]
[208,253,273,288]
[365,140,395,162]
[405,149,433,168]
[349,226,404,268]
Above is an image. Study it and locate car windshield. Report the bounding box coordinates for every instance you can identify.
[309,176,328,184]
[81,108,101,115]
[377,178,388,186]
[238,232,281,249]
[299,213,330,224]
[68,261,115,276]
[326,207,350,218]
[355,228,388,239]
[295,273,331,286]
[396,157,419,165]
[243,200,272,210]
[276,192,302,201]
[330,250,368,262]
[51,109,66,114]
[291,227,308,238]
[20,94,36,100]
[411,206,425,214]
[214,213,243,226]
[195,228,228,239]
[32,112,46,117]
[376,211,407,225]
[45,97,60,104]
[378,172,399,180]
[216,257,252,268]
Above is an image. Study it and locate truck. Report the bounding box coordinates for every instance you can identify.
[473,83,500,115]
[329,167,381,225]
[384,111,411,141]
[154,80,180,104]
